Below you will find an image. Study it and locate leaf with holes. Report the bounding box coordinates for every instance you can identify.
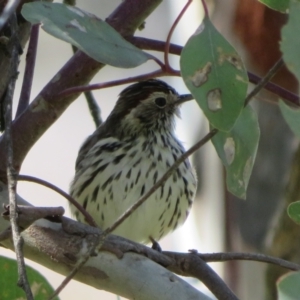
[211,106,260,199]
[259,0,289,12]
[279,100,300,138]
[281,0,300,81]
[0,255,59,300]
[180,16,248,132]
[21,2,151,68]
[277,271,300,300]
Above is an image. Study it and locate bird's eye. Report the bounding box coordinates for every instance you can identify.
[154,97,167,108]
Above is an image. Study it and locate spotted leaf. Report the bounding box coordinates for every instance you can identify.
[211,106,260,199]
[281,0,300,81]
[180,16,248,132]
[259,0,289,13]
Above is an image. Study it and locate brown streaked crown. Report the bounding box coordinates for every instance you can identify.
[112,79,179,118]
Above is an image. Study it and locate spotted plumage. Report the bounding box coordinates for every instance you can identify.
[70,79,197,243]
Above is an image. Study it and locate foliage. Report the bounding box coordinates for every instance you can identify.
[22,2,151,68]
[259,0,290,12]
[0,255,59,300]
[277,271,300,300]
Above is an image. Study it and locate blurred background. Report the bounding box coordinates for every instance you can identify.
[1,0,298,299]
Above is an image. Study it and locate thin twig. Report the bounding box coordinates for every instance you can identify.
[59,69,168,98]
[17,175,97,227]
[4,13,33,300]
[247,71,299,106]
[197,252,300,271]
[16,24,40,117]
[244,58,285,106]
[164,0,192,71]
[201,0,209,16]
[71,45,102,128]
[163,251,300,273]
[0,0,20,31]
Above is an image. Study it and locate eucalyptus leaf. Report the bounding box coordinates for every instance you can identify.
[180,16,248,132]
[277,271,300,300]
[211,106,260,199]
[259,0,289,13]
[0,255,59,300]
[281,0,300,81]
[21,2,151,68]
[279,100,300,138]
[287,201,300,224]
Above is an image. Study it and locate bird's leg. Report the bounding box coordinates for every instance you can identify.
[149,236,162,252]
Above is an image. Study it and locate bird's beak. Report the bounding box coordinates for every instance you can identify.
[176,94,194,106]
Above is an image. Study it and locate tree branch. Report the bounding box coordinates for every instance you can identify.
[1,191,299,299]
[4,12,33,299]
[163,251,300,273]
[0,190,210,300]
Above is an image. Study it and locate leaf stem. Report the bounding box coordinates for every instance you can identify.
[17,175,97,227]
[164,0,193,71]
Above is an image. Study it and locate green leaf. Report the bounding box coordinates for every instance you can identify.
[279,100,300,137]
[259,0,290,12]
[277,271,300,300]
[0,255,59,300]
[287,201,300,224]
[180,16,248,132]
[281,0,300,81]
[21,2,150,68]
[211,106,260,199]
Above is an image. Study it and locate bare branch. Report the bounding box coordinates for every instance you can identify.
[164,0,192,71]
[163,251,300,273]
[169,252,239,300]
[4,13,33,299]
[199,252,300,271]
[16,24,39,117]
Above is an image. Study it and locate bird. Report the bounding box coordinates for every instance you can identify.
[69,79,197,244]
